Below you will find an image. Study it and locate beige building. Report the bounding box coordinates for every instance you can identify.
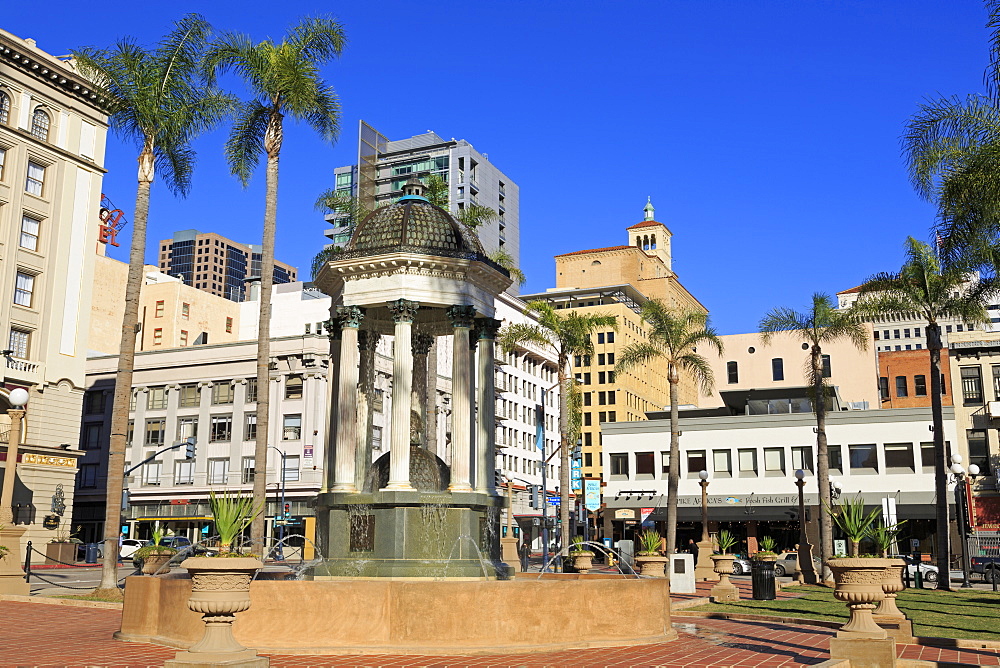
[700,330,880,410]
[0,29,109,554]
[524,200,708,479]
[89,255,242,356]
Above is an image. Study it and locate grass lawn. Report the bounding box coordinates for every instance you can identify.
[688,585,1000,641]
[54,590,124,603]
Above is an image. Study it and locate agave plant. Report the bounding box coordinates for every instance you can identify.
[716,529,738,554]
[638,529,662,556]
[824,495,881,557]
[569,536,593,555]
[210,490,263,554]
[871,520,907,558]
[757,535,777,556]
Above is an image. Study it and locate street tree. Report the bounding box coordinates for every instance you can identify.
[73,14,232,593]
[204,16,346,547]
[615,302,723,554]
[854,237,999,590]
[759,294,868,581]
[499,302,617,556]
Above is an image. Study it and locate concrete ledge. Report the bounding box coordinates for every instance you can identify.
[0,593,123,610]
[119,575,677,655]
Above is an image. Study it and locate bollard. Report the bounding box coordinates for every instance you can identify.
[903,561,911,589]
[23,540,31,583]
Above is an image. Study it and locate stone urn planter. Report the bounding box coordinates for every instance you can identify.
[139,549,176,575]
[164,557,267,668]
[570,552,594,574]
[710,554,740,601]
[634,553,667,577]
[873,557,913,641]
[827,557,890,638]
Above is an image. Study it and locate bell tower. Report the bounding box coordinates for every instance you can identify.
[627,197,672,271]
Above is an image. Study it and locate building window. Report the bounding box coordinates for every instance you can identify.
[607,331,615,343]
[212,382,234,405]
[285,375,303,400]
[608,411,616,422]
[583,393,592,406]
[993,366,1000,401]
[175,460,195,485]
[83,391,105,415]
[609,453,628,477]
[179,384,199,407]
[635,452,655,476]
[915,375,927,397]
[968,430,991,475]
[829,444,843,474]
[245,377,258,403]
[244,413,257,441]
[81,423,101,450]
[791,446,813,472]
[607,352,615,365]
[597,333,605,344]
[879,377,889,401]
[961,366,984,405]
[583,413,592,426]
[821,354,832,378]
[154,300,164,318]
[181,302,190,319]
[14,271,35,307]
[283,455,301,481]
[713,450,732,477]
[763,447,785,476]
[727,361,738,384]
[177,416,198,441]
[144,418,166,446]
[19,215,39,251]
[884,443,915,472]
[210,415,233,442]
[0,91,9,125]
[78,463,98,489]
[153,328,163,345]
[848,444,878,473]
[241,456,256,483]
[686,450,707,476]
[179,330,188,346]
[226,317,233,333]
[30,108,50,141]
[771,358,784,382]
[895,376,908,398]
[738,449,757,477]
[142,461,162,486]
[25,161,44,196]
[208,458,229,485]
[660,451,670,474]
[8,328,30,359]
[282,414,302,440]
[0,146,6,181]
[147,386,167,410]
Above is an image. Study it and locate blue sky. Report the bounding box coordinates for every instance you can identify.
[3,1,989,334]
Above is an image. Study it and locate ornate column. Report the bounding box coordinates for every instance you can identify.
[411,333,434,449]
[0,390,29,594]
[475,318,502,494]
[447,305,476,492]
[355,330,381,491]
[469,330,479,489]
[386,299,419,490]
[322,318,341,492]
[0,406,25,524]
[332,306,364,492]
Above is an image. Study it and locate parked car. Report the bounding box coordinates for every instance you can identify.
[732,557,752,575]
[132,536,216,569]
[971,555,1000,584]
[895,555,939,582]
[120,538,144,559]
[773,551,822,577]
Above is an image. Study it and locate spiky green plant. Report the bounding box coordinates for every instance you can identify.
[716,530,738,554]
[569,535,592,556]
[824,495,882,557]
[638,530,662,556]
[210,490,264,553]
[871,520,908,558]
[758,535,777,555]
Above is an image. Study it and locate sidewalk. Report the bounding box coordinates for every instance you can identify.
[2,597,998,667]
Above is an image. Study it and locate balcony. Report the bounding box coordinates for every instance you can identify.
[5,356,42,385]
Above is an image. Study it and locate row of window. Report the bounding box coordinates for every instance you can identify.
[879,374,946,399]
[958,365,1000,405]
[727,356,831,384]
[77,455,304,489]
[0,148,49,196]
[114,412,304,447]
[85,377,307,414]
[573,353,616,367]
[0,92,51,141]
[574,371,617,385]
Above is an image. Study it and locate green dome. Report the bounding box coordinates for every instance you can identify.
[346,198,485,257]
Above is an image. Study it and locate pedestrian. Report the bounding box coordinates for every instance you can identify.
[117,532,125,565]
[688,538,699,561]
[518,539,530,571]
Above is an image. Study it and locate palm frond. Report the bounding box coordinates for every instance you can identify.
[224,100,269,186]
[488,249,526,286]
[498,322,553,355]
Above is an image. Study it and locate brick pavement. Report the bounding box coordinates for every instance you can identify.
[2,598,999,667]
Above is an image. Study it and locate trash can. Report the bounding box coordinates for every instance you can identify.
[751,558,777,600]
[84,543,100,564]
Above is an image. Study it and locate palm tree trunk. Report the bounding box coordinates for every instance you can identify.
[98,147,154,591]
[558,355,571,560]
[928,323,951,591]
[251,114,281,549]
[665,371,680,554]
[813,344,833,582]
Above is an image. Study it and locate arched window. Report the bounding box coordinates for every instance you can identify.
[642,235,650,250]
[650,234,656,249]
[635,236,642,248]
[0,91,10,125]
[31,108,50,141]
[591,260,601,266]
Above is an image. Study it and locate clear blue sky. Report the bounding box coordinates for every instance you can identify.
[3,1,989,334]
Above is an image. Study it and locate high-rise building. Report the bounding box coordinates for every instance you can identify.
[157,229,298,303]
[1,29,109,557]
[325,122,519,277]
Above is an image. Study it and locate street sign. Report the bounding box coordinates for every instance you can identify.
[571,469,582,481]
[910,538,920,552]
[584,479,601,512]
[547,496,560,506]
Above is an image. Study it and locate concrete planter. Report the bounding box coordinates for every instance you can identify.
[710,554,740,602]
[164,557,267,667]
[570,552,594,574]
[634,554,666,577]
[45,542,77,565]
[827,557,890,639]
[874,557,913,642]
[140,549,176,575]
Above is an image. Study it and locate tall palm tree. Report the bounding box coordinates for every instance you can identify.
[854,237,1000,590]
[615,302,723,554]
[902,1,1000,260]
[759,294,868,581]
[73,14,232,592]
[204,17,346,547]
[499,302,617,556]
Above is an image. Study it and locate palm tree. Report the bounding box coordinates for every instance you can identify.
[854,237,1000,590]
[204,16,346,547]
[902,1,1000,260]
[73,14,232,592]
[615,302,723,554]
[759,294,868,581]
[499,302,617,556]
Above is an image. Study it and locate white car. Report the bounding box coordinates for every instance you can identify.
[119,538,144,559]
[896,555,938,582]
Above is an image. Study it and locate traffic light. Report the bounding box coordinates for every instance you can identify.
[529,485,540,509]
[284,503,291,518]
[184,437,196,459]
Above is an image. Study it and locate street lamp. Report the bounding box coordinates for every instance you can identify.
[794,469,817,585]
[949,454,979,589]
[694,470,716,581]
[268,446,287,561]
[830,479,843,500]
[0,388,29,595]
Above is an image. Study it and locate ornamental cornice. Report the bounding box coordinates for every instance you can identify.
[0,38,112,113]
[324,252,511,295]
